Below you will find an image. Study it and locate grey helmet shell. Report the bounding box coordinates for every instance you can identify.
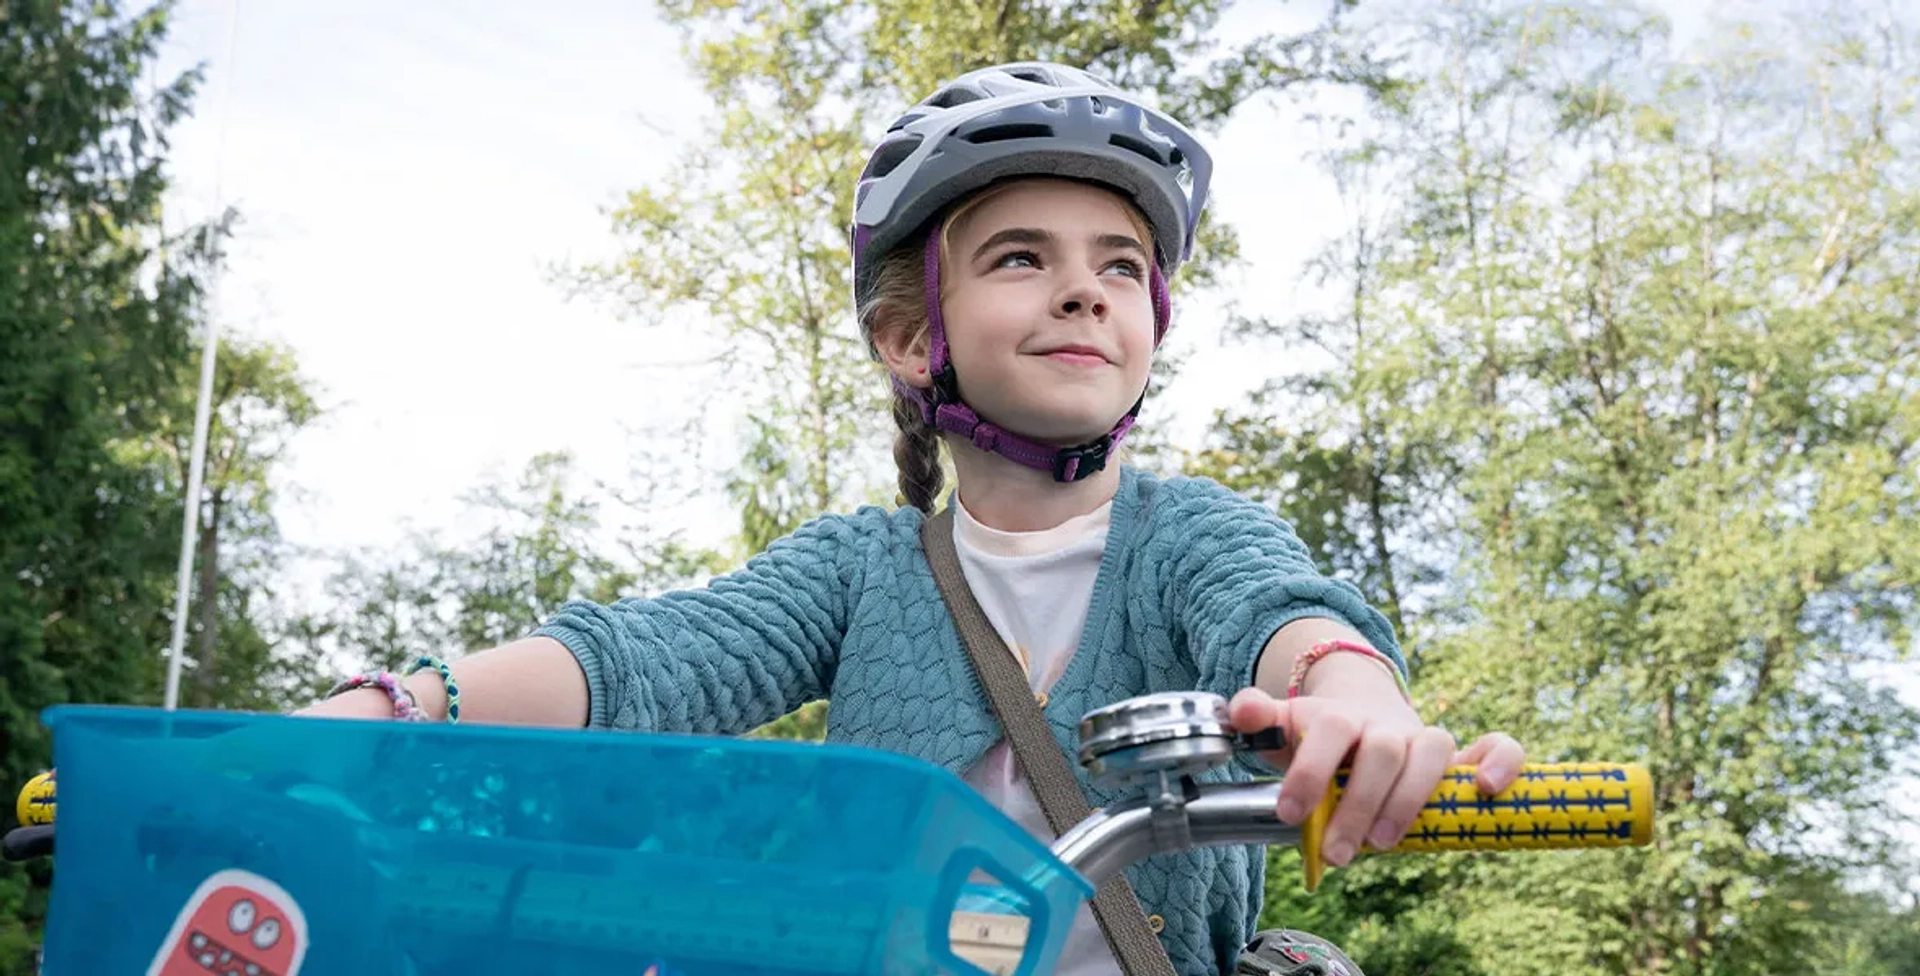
[849,61,1213,333]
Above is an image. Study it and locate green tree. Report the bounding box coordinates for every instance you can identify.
[302,543,458,677]
[143,333,328,712]
[304,451,724,675]
[1200,2,1920,972]
[0,1,214,968]
[445,451,724,652]
[1857,891,1920,976]
[1790,885,1920,976]
[566,0,877,554]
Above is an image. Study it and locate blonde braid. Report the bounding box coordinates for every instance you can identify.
[891,390,946,512]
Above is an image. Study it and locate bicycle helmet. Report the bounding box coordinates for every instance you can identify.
[1235,929,1366,976]
[849,61,1214,482]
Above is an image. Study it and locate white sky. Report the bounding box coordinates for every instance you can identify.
[147,1,1913,845]
[151,1,1375,560]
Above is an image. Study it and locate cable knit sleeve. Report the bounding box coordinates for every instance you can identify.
[531,508,884,733]
[1147,476,1403,700]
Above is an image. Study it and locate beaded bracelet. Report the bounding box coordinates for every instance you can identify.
[1287,639,1412,703]
[406,654,462,725]
[323,671,431,721]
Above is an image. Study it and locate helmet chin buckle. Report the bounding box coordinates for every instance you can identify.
[1050,435,1112,483]
[926,365,1117,483]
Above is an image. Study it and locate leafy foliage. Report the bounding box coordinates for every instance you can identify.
[1200,2,1920,971]
[0,1,220,968]
[296,451,726,675]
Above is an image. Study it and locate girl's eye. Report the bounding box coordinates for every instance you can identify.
[989,250,1143,278]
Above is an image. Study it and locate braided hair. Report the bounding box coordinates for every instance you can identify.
[862,237,947,512]
[890,387,945,512]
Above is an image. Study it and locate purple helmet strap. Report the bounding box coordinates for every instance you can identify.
[910,227,1170,484]
[1151,261,1171,338]
[924,233,951,378]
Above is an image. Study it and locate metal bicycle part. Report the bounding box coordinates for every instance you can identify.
[1055,691,1297,885]
[1051,778,1300,886]
[1076,691,1284,790]
[1056,691,1657,894]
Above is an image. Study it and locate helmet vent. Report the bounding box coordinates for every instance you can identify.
[927,86,983,108]
[864,134,923,178]
[1109,132,1166,164]
[964,122,1053,144]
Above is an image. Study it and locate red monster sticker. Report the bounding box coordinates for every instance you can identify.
[146,869,309,976]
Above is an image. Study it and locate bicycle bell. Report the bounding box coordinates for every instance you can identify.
[1077,691,1286,791]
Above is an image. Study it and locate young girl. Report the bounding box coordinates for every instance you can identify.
[304,62,1524,976]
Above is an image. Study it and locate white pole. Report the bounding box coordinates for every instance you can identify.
[161,1,240,711]
[162,298,221,711]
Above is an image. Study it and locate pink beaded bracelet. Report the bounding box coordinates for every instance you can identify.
[323,671,432,722]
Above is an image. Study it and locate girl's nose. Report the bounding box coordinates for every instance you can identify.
[1055,274,1107,320]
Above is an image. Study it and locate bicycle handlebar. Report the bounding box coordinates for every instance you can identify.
[9,760,1653,885]
[2,824,52,862]
[1053,761,1651,891]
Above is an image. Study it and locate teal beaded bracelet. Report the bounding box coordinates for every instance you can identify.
[406,655,461,724]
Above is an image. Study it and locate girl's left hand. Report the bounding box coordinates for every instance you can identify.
[1227,687,1525,868]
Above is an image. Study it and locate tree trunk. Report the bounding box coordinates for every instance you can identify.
[193,493,221,708]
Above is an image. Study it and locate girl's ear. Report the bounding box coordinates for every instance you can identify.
[872,306,933,389]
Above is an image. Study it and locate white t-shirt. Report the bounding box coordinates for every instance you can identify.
[953,497,1124,976]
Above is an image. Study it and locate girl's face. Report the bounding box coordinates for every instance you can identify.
[898,178,1158,447]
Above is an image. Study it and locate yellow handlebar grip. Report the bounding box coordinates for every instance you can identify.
[16,771,56,827]
[1302,762,1652,891]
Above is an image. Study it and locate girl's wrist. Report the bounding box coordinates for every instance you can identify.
[296,685,403,720]
[402,670,450,721]
[1300,649,1406,701]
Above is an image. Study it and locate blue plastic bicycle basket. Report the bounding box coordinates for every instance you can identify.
[39,706,1092,976]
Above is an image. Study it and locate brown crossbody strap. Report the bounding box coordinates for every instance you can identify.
[921,507,1178,976]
